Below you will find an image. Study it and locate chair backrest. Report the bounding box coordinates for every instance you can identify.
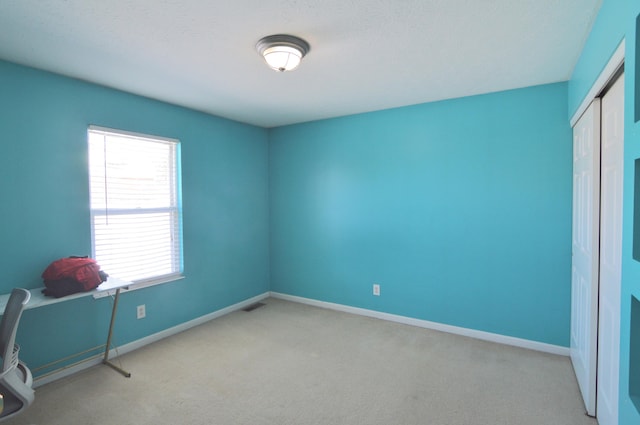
[0,289,30,373]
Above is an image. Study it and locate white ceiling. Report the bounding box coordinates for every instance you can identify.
[0,0,601,128]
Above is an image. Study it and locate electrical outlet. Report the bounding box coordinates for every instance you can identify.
[137,304,146,319]
[373,284,380,296]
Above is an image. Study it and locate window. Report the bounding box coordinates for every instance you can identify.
[88,126,183,286]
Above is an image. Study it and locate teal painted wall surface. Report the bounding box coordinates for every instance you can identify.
[569,0,640,422]
[0,60,270,373]
[568,0,624,118]
[269,83,572,346]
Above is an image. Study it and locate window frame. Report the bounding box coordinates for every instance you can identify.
[87,125,184,293]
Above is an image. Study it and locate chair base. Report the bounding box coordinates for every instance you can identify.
[0,384,25,421]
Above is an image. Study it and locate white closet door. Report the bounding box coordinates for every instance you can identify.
[596,73,624,425]
[571,99,601,416]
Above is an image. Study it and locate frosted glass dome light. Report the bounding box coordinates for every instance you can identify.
[256,35,310,72]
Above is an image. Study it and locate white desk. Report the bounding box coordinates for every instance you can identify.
[0,276,130,311]
[0,276,133,378]
[96,277,132,377]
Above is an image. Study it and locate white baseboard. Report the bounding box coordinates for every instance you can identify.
[35,289,568,387]
[34,292,271,387]
[270,292,570,357]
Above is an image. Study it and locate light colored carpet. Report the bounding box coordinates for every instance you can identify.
[7,298,596,425]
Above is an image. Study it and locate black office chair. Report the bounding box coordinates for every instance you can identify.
[0,288,34,421]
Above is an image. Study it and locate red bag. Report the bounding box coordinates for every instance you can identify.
[41,257,106,297]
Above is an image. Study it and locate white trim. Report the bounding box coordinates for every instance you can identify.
[88,124,179,145]
[92,274,185,299]
[34,289,568,387]
[570,39,625,127]
[270,292,570,356]
[33,292,270,387]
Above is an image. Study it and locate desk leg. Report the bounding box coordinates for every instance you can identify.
[102,288,131,378]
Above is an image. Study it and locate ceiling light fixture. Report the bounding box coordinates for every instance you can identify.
[256,34,310,72]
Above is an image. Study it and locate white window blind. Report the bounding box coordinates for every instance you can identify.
[88,126,183,285]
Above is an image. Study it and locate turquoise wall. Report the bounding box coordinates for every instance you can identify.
[0,60,270,373]
[1,2,626,411]
[269,83,572,346]
[568,0,640,422]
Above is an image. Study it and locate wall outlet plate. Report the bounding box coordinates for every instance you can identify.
[373,284,380,296]
[137,304,146,319]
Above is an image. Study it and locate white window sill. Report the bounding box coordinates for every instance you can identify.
[92,274,185,298]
